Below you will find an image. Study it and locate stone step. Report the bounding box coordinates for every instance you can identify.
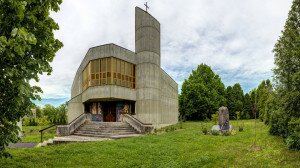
[85,122,128,126]
[79,127,134,130]
[73,122,139,139]
[83,124,131,127]
[80,125,133,129]
[75,130,137,134]
[73,133,140,138]
[74,132,136,136]
[81,125,132,129]
[77,128,135,132]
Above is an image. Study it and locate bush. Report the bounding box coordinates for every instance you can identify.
[229,129,237,135]
[200,123,208,135]
[269,110,289,138]
[23,117,38,126]
[22,117,30,126]
[201,127,208,135]
[37,117,51,126]
[211,130,220,136]
[239,126,244,132]
[221,130,230,136]
[286,118,300,150]
[211,113,218,125]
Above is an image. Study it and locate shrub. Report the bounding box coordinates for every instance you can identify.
[200,123,208,135]
[222,130,230,136]
[211,130,220,136]
[24,117,37,126]
[202,127,208,135]
[239,125,244,132]
[211,113,218,125]
[269,110,289,138]
[37,117,51,126]
[22,117,30,126]
[204,118,210,122]
[229,129,237,135]
[286,118,300,150]
[179,121,183,129]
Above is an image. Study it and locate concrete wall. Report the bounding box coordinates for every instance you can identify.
[67,94,84,123]
[135,7,162,125]
[82,85,136,102]
[159,69,179,124]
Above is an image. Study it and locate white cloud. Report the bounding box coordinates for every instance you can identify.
[32,0,292,100]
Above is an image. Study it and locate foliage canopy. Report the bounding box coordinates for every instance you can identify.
[179,64,225,120]
[0,0,63,157]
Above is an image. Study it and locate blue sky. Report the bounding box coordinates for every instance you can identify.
[31,0,293,107]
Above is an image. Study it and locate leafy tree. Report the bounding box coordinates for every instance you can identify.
[242,93,252,119]
[35,106,43,118]
[179,64,225,120]
[0,0,63,157]
[225,83,244,119]
[256,80,273,121]
[270,0,300,150]
[42,104,57,122]
[249,89,257,119]
[55,103,67,124]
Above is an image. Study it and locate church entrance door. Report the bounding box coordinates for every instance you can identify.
[103,102,116,122]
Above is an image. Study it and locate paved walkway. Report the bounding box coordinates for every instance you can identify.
[53,134,142,144]
[8,142,37,148]
[53,135,111,143]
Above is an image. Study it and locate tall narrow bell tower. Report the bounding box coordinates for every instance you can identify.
[135,7,162,124]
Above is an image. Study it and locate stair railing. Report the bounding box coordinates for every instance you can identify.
[39,124,56,143]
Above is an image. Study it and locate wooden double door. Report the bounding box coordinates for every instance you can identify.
[103,102,116,122]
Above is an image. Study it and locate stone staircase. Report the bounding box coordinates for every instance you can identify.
[73,122,141,139]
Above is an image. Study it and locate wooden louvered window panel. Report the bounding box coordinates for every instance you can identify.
[82,57,135,90]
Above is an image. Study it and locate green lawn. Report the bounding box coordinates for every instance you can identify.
[2,120,300,167]
[21,125,56,143]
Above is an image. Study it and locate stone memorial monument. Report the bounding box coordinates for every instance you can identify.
[211,106,232,131]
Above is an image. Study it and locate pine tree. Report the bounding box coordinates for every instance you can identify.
[225,83,244,119]
[271,0,300,149]
[256,80,273,121]
[242,93,252,119]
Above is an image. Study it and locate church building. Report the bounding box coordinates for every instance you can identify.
[66,7,178,129]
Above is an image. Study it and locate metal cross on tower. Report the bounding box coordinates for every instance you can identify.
[144,2,149,12]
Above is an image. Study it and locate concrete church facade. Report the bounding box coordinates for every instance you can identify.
[66,7,178,128]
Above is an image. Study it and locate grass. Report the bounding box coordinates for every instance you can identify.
[2,120,300,167]
[21,126,56,143]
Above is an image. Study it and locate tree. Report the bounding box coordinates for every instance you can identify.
[42,104,57,122]
[270,0,300,150]
[35,106,43,118]
[225,83,244,119]
[179,64,225,121]
[249,89,257,119]
[256,80,273,121]
[0,0,63,157]
[242,93,252,119]
[56,103,67,124]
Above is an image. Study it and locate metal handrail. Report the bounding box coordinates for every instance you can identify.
[38,124,56,143]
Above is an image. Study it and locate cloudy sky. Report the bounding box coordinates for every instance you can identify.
[33,0,293,107]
